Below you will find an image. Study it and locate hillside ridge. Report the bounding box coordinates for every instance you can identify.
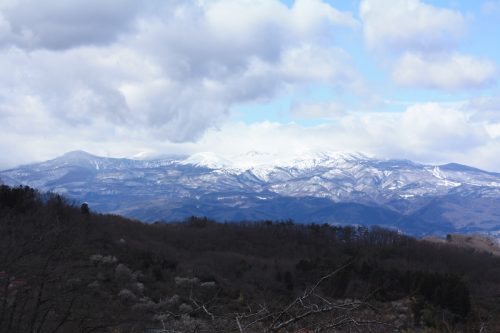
[1,151,500,236]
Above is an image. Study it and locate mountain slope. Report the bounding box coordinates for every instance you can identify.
[4,185,498,332]
[1,150,499,235]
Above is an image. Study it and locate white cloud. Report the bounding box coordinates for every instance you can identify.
[333,103,489,159]
[398,103,488,151]
[291,101,345,119]
[0,0,361,150]
[278,45,358,86]
[0,0,498,173]
[291,0,359,31]
[2,99,500,172]
[392,53,497,89]
[202,0,357,46]
[189,102,499,171]
[360,0,465,52]
[360,0,498,91]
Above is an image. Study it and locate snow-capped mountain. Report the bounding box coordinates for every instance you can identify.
[1,150,500,236]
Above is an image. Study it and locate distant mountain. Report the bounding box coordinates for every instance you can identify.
[1,150,500,236]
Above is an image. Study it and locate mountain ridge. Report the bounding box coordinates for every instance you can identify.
[1,150,499,236]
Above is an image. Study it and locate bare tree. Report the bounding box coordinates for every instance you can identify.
[147,262,393,333]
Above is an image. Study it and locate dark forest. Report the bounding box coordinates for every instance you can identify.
[1,185,500,332]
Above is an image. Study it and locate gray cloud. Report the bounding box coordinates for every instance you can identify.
[0,0,361,152]
[291,101,345,120]
[360,0,465,53]
[0,0,142,49]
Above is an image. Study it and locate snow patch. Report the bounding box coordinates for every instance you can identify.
[180,152,232,169]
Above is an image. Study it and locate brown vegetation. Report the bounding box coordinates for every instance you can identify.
[1,185,500,332]
[425,234,500,257]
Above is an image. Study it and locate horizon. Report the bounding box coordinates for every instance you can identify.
[1,1,500,171]
[2,148,496,174]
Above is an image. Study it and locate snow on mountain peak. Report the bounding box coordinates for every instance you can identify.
[286,151,371,168]
[178,150,373,171]
[59,150,96,159]
[180,152,232,169]
[56,150,100,165]
[53,150,107,170]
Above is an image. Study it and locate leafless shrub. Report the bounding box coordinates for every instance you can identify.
[115,263,134,282]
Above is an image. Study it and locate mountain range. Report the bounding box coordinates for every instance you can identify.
[1,150,500,236]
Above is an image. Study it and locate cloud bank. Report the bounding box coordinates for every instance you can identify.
[196,102,500,172]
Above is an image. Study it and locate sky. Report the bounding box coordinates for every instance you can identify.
[0,0,500,171]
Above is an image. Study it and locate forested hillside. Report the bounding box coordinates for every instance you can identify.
[1,185,500,332]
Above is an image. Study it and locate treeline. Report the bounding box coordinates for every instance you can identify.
[1,185,500,332]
